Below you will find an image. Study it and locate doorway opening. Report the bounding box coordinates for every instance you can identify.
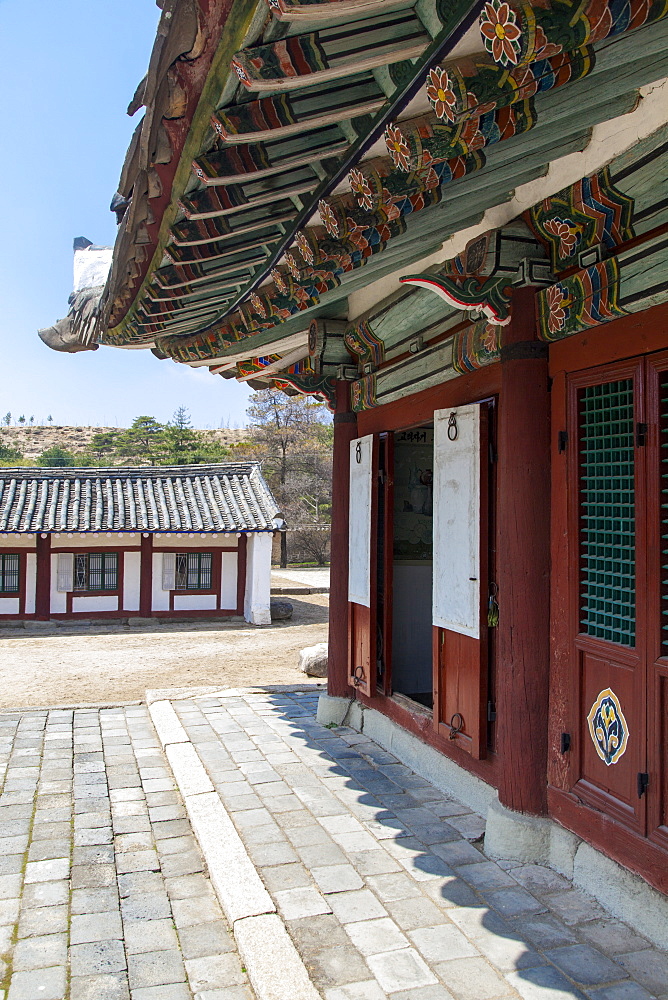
[386,425,434,709]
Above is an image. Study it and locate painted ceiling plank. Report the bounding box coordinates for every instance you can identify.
[180,180,317,221]
[164,228,284,265]
[193,136,349,185]
[170,209,295,246]
[151,253,268,289]
[212,97,386,142]
[146,275,251,301]
[266,0,418,21]
[233,10,429,92]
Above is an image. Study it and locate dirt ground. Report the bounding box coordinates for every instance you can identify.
[0,593,328,709]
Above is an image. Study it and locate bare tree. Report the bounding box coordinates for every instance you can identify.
[242,390,332,568]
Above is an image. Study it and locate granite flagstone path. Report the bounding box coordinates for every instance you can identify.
[1,688,668,1000]
[0,705,252,1000]
[149,688,668,1000]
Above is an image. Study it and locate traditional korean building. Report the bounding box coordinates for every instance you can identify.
[0,465,282,624]
[42,0,668,911]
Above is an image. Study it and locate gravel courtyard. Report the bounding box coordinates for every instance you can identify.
[0,594,328,710]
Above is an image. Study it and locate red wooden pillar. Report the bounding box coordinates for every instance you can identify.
[496,287,551,815]
[236,533,247,616]
[35,533,51,620]
[328,381,358,697]
[140,533,153,617]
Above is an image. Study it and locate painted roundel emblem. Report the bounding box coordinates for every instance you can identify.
[587,688,629,766]
[308,320,318,356]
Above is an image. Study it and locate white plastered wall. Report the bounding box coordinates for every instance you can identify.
[221,551,238,610]
[152,552,170,612]
[153,534,236,549]
[244,532,272,625]
[0,535,36,548]
[0,540,36,616]
[173,594,218,611]
[50,533,140,549]
[72,595,118,613]
[123,551,141,612]
[24,553,36,615]
[151,537,240,613]
[50,554,67,614]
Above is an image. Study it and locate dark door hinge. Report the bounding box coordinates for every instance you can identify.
[636,422,648,447]
[560,733,571,754]
[558,430,568,453]
[637,772,649,798]
[487,701,497,723]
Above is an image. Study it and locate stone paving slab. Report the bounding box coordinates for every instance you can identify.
[0,706,254,1000]
[157,689,668,1000]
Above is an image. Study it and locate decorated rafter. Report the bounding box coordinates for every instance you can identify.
[232,10,429,92]
[265,0,411,20]
[212,85,385,143]
[55,0,665,402]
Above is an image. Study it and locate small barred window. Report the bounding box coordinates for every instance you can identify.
[73,553,118,592]
[0,554,19,593]
[175,552,212,590]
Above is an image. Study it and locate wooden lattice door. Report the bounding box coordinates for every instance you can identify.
[566,355,668,843]
[568,362,646,833]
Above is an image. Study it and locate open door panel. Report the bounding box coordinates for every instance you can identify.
[432,403,490,758]
[348,434,377,697]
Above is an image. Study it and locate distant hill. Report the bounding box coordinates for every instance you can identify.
[0,425,250,463]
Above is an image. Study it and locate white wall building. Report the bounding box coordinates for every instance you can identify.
[0,464,282,625]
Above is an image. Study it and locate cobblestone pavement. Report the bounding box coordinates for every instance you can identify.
[2,690,668,1000]
[160,689,668,1000]
[0,705,254,1000]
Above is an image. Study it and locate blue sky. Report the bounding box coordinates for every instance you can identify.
[0,0,251,429]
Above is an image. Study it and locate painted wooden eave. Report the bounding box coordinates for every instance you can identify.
[42,0,668,410]
[98,0,487,343]
[135,18,668,359]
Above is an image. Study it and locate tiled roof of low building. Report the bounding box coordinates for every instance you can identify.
[0,464,281,534]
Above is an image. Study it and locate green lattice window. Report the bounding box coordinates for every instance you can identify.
[0,554,19,593]
[73,553,118,592]
[579,379,636,646]
[660,374,668,652]
[175,552,212,590]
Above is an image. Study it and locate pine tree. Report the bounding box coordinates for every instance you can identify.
[88,430,120,462]
[162,407,197,464]
[115,416,166,465]
[37,446,75,468]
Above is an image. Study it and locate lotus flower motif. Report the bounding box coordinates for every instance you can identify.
[426,67,457,122]
[480,0,522,66]
[349,169,374,211]
[384,124,411,172]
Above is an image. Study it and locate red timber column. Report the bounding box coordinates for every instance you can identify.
[140,533,153,617]
[328,381,358,697]
[496,286,551,815]
[35,533,51,620]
